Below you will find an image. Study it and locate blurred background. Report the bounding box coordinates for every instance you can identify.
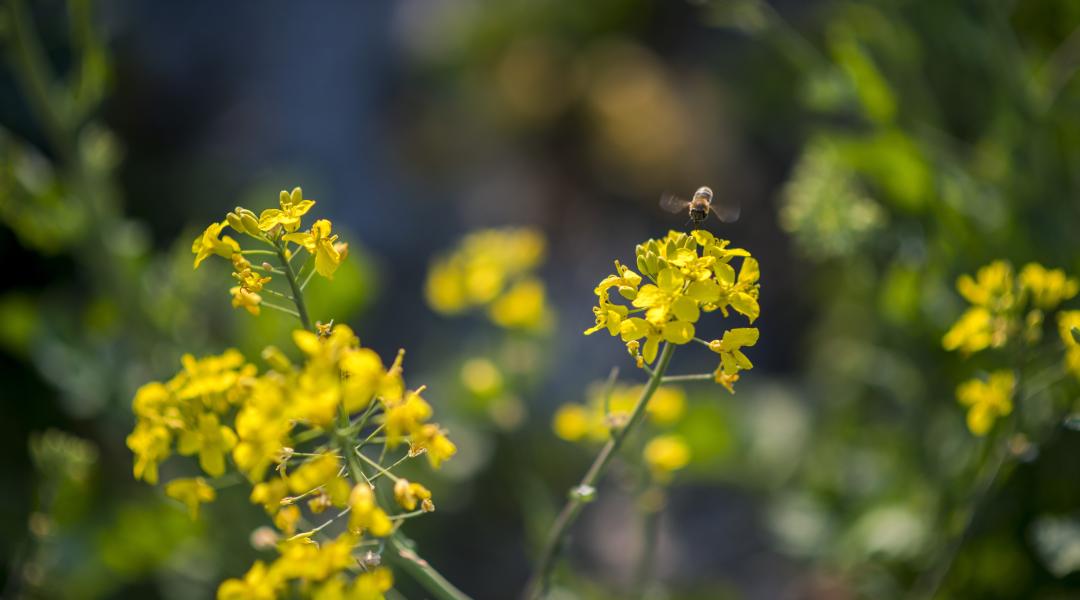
[3,0,1080,598]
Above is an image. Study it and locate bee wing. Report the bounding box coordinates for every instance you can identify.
[710,197,741,223]
[659,192,689,213]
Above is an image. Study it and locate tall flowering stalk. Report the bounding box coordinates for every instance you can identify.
[128,188,469,600]
[525,230,762,598]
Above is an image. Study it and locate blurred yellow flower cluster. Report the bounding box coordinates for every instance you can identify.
[943,261,1078,355]
[955,371,1015,436]
[192,187,348,316]
[943,260,1079,436]
[127,323,455,600]
[425,227,551,331]
[553,383,690,482]
[218,533,393,600]
[585,230,760,390]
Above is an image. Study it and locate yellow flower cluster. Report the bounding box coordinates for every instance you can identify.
[585,230,760,390]
[943,261,1078,354]
[128,323,455,600]
[955,371,1015,436]
[218,533,393,600]
[191,187,348,316]
[943,260,1079,435]
[553,383,691,482]
[425,228,551,331]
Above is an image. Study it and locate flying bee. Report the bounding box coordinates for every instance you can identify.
[659,186,740,228]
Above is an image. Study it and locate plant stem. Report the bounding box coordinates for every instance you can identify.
[275,240,312,330]
[334,404,471,600]
[524,343,676,600]
[661,373,714,383]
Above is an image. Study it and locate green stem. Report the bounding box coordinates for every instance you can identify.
[333,407,471,600]
[524,343,676,600]
[275,240,312,330]
[661,373,713,383]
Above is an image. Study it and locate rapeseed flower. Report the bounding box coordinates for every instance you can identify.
[956,371,1015,436]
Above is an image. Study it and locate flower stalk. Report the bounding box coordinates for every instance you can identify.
[525,342,676,600]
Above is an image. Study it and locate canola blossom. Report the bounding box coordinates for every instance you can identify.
[131,188,460,600]
[943,260,1079,436]
[585,230,760,389]
[425,227,551,332]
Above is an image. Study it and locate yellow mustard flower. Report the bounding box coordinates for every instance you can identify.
[394,478,433,511]
[176,412,238,478]
[287,452,341,494]
[164,477,216,520]
[956,260,1016,311]
[259,186,315,233]
[709,327,760,377]
[956,370,1015,436]
[348,484,393,537]
[1059,311,1080,379]
[273,504,301,536]
[1020,263,1079,310]
[192,221,241,268]
[126,421,171,484]
[250,477,289,514]
[283,219,347,279]
[643,434,691,482]
[409,423,458,469]
[350,568,394,600]
[587,230,760,368]
[217,560,280,600]
[552,384,685,443]
[425,228,551,331]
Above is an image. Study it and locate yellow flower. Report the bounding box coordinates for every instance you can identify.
[409,423,457,469]
[192,221,241,268]
[350,567,394,600]
[258,187,315,233]
[643,434,691,482]
[348,484,393,537]
[250,477,289,514]
[488,277,549,331]
[217,561,280,600]
[956,371,1015,436]
[709,327,760,377]
[230,286,262,315]
[942,307,1000,354]
[394,478,433,511]
[589,231,760,368]
[288,452,342,494]
[234,265,271,293]
[164,477,216,520]
[1020,263,1079,310]
[1059,311,1080,379]
[957,260,1016,310]
[552,384,685,443]
[425,228,551,331]
[273,505,301,536]
[126,422,171,484]
[283,219,346,279]
[177,413,238,478]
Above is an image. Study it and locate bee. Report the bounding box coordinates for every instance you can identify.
[659,186,740,228]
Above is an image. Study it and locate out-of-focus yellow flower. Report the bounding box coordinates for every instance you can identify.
[382,389,433,447]
[164,477,216,520]
[943,307,1000,354]
[284,219,347,279]
[461,358,503,397]
[350,568,394,600]
[587,230,760,377]
[488,277,549,330]
[230,286,262,315]
[348,484,393,537]
[643,434,691,482]
[1059,311,1080,379]
[956,371,1015,436]
[192,221,240,268]
[273,505,301,536]
[394,478,433,511]
[259,187,315,233]
[287,452,341,494]
[552,384,685,443]
[177,412,237,478]
[957,261,1016,310]
[425,228,551,332]
[126,421,170,484]
[217,560,280,600]
[1020,263,1079,310]
[250,477,289,514]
